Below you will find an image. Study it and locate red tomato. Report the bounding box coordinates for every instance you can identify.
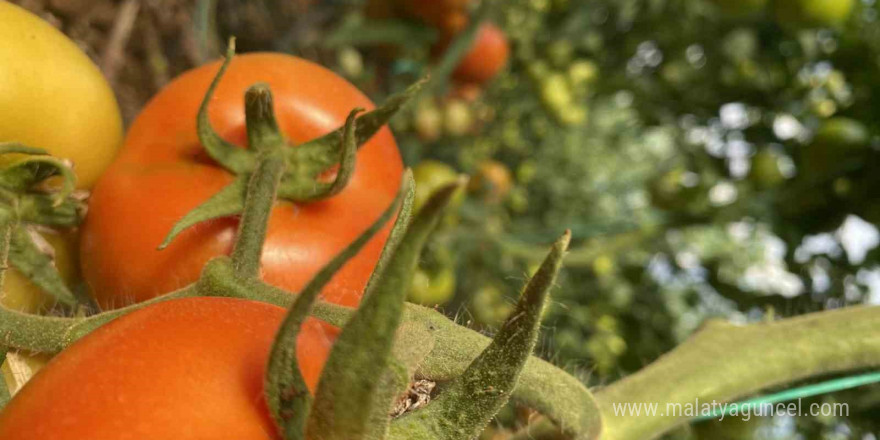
[80,54,403,309]
[453,23,510,86]
[0,297,336,440]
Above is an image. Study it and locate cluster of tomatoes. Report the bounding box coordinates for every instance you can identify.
[0,2,408,438]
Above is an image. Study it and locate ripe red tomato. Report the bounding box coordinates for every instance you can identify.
[453,23,510,86]
[0,297,336,440]
[80,54,403,309]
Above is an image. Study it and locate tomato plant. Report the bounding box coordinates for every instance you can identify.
[0,297,335,440]
[80,53,403,309]
[453,23,510,86]
[0,1,122,189]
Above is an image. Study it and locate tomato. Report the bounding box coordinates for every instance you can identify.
[469,160,512,203]
[0,297,335,440]
[0,1,123,189]
[774,0,855,28]
[80,54,403,309]
[453,23,510,86]
[413,160,461,212]
[409,267,456,305]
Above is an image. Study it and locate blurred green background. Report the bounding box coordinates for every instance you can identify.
[17,0,879,438]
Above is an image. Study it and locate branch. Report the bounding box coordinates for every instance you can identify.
[593,306,880,440]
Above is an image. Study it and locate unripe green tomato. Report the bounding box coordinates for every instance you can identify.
[711,0,768,17]
[470,285,513,328]
[414,100,443,142]
[412,160,464,212]
[774,0,855,28]
[409,267,456,305]
[443,99,474,136]
[802,117,869,174]
[749,149,787,188]
[540,73,573,111]
[568,60,599,89]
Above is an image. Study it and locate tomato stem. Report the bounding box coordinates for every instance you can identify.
[389,231,570,440]
[230,154,285,279]
[265,172,410,439]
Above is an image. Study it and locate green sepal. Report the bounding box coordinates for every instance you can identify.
[264,174,409,439]
[8,226,77,307]
[244,83,286,154]
[196,38,257,174]
[278,109,362,201]
[286,78,428,175]
[159,177,247,249]
[306,177,460,440]
[16,194,85,228]
[0,143,48,156]
[389,231,571,440]
[0,153,77,207]
[0,347,9,410]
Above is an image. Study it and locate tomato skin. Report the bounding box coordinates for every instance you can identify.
[80,53,403,309]
[453,23,510,86]
[0,297,335,440]
[0,1,123,189]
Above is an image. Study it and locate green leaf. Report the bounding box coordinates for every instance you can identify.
[8,226,77,307]
[287,78,428,174]
[0,155,77,206]
[306,178,461,440]
[196,38,257,174]
[17,194,85,228]
[264,174,410,439]
[0,143,48,156]
[389,231,571,440]
[159,177,247,249]
[278,109,362,201]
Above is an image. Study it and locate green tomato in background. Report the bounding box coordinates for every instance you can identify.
[774,0,855,28]
[471,285,513,328]
[409,267,456,306]
[413,160,464,213]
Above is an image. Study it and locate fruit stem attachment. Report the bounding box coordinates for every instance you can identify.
[230,153,285,279]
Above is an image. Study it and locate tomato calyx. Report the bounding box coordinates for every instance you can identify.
[160,39,427,250]
[0,144,84,308]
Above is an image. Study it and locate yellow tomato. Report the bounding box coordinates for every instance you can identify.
[0,1,123,189]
